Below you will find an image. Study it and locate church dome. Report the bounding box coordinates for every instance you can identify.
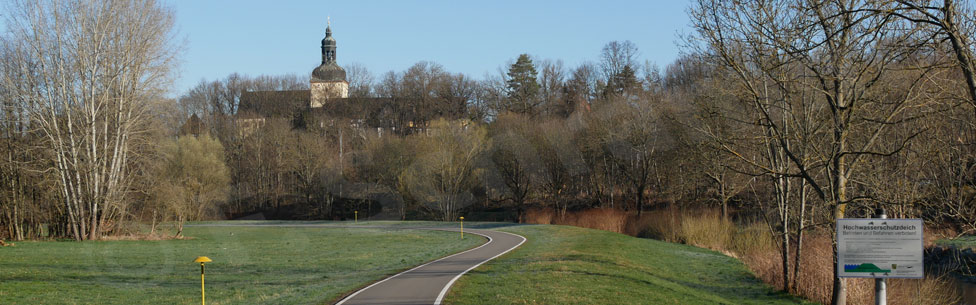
[322,35,336,45]
[312,24,345,83]
[312,62,346,82]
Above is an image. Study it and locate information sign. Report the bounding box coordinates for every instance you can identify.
[836,218,923,279]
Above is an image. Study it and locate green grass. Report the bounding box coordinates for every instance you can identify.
[936,235,976,249]
[445,224,814,305]
[0,223,483,304]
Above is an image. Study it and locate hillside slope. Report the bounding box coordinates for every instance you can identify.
[446,224,812,304]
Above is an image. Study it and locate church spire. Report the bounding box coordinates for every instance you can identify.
[311,18,346,84]
[321,20,337,65]
[310,17,349,104]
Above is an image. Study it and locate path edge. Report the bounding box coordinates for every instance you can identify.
[333,229,517,305]
[433,230,527,305]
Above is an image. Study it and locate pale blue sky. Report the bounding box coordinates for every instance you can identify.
[168,0,692,95]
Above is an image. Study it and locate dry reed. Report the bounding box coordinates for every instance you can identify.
[524,206,963,304]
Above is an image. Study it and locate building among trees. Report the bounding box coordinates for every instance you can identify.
[237,23,465,134]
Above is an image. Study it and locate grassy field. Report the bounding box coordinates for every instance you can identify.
[0,223,483,304]
[445,224,814,305]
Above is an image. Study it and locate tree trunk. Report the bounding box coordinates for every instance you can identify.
[150,209,158,236]
[792,181,808,293]
[636,185,644,217]
[721,197,729,221]
[781,225,790,291]
[831,203,847,305]
[942,0,976,107]
[778,174,790,293]
[175,214,185,238]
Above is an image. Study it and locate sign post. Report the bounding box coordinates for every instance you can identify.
[874,209,887,305]
[837,213,923,305]
[459,216,464,239]
[193,256,213,305]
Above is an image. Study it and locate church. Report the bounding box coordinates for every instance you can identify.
[237,24,466,134]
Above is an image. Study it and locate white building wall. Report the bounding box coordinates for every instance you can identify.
[310,81,349,108]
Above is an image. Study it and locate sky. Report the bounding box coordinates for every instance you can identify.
[167,0,693,96]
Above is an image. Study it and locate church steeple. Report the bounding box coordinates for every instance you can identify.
[310,18,348,106]
[311,20,345,83]
[321,22,337,64]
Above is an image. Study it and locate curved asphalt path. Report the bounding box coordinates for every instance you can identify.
[187,223,526,305]
[335,228,526,305]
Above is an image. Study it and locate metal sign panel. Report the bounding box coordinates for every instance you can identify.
[836,218,924,279]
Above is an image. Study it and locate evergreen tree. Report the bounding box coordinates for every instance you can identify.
[506,54,541,115]
[605,64,640,97]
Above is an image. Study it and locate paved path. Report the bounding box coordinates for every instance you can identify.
[335,228,525,305]
[187,223,526,305]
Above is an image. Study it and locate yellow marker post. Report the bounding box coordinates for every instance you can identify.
[459,216,464,239]
[355,210,358,223]
[194,256,212,305]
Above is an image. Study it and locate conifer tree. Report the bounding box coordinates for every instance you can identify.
[506,54,541,115]
[605,64,640,97]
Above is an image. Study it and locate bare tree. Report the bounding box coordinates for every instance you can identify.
[345,62,374,98]
[889,0,976,106]
[600,41,640,83]
[589,93,668,216]
[402,61,452,128]
[563,63,600,116]
[376,71,403,98]
[400,119,487,221]
[487,113,543,222]
[690,0,938,302]
[155,135,229,237]
[536,118,588,218]
[538,59,566,117]
[354,133,415,220]
[474,72,508,121]
[284,131,331,210]
[0,0,180,240]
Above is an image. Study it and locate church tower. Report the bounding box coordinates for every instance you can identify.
[310,22,348,108]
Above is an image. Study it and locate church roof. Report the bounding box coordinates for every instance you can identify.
[179,113,206,136]
[311,62,346,83]
[312,24,346,83]
[239,90,310,118]
[323,26,336,43]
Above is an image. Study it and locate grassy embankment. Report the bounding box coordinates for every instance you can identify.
[446,224,814,305]
[517,208,961,304]
[0,223,482,305]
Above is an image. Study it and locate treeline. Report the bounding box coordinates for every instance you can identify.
[171,41,679,223]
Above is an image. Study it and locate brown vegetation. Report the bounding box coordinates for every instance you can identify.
[526,207,961,304]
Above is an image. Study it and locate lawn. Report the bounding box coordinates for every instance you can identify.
[0,223,483,304]
[444,224,814,305]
